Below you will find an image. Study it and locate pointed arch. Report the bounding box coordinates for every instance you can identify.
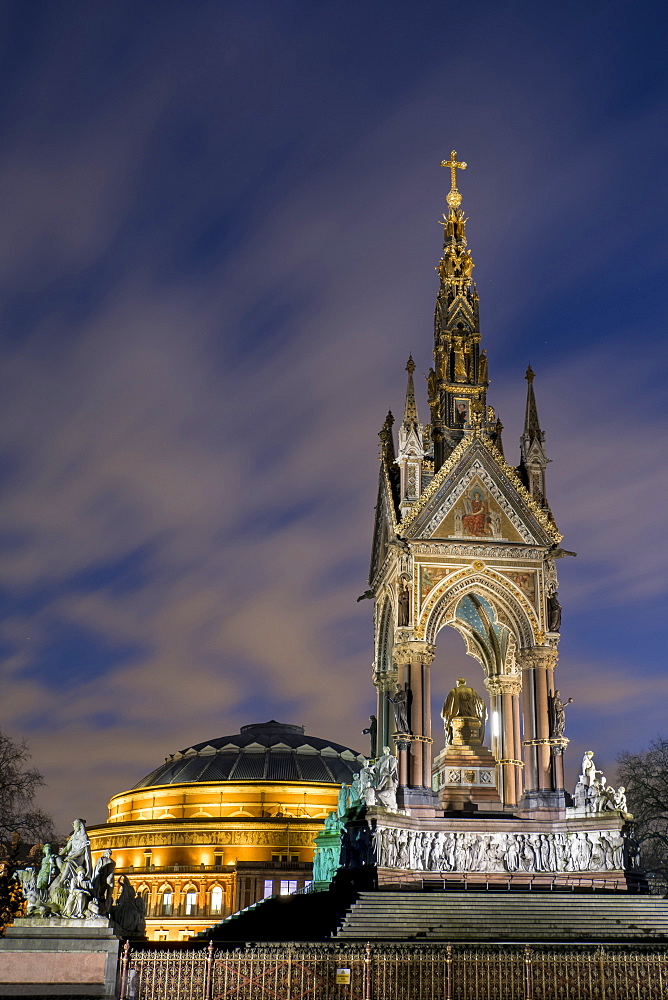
[422,569,537,651]
[375,594,394,677]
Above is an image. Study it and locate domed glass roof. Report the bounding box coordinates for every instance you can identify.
[133,721,366,789]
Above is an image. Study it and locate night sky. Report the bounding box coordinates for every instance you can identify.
[0,0,667,831]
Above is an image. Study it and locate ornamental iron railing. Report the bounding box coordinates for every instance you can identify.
[119,941,668,1000]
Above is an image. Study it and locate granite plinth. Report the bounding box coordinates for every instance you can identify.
[340,807,636,890]
[432,743,503,811]
[0,917,121,997]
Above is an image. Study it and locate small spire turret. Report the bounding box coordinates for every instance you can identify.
[519,366,549,507]
[379,411,395,465]
[397,356,425,513]
[402,355,418,424]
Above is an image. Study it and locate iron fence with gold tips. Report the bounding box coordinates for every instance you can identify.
[119,941,668,1000]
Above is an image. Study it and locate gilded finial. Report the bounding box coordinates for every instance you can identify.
[525,365,535,384]
[406,355,416,375]
[440,150,467,210]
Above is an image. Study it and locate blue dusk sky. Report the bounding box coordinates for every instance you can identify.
[0,0,667,830]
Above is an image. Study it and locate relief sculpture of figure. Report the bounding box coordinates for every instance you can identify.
[36,844,56,903]
[374,747,399,811]
[580,751,601,788]
[397,580,410,627]
[362,715,377,758]
[452,336,468,381]
[387,684,409,734]
[545,559,562,632]
[549,689,573,738]
[358,760,376,806]
[63,866,96,918]
[48,818,92,913]
[613,786,629,815]
[91,849,115,916]
[59,818,92,876]
[427,367,438,405]
[547,592,562,632]
[478,349,488,384]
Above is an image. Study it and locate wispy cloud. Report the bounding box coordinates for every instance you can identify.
[0,1,666,829]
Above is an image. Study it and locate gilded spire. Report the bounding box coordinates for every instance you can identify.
[437,151,474,294]
[431,150,486,470]
[402,355,418,424]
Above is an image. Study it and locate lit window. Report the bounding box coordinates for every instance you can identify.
[185,892,197,915]
[279,880,297,895]
[143,851,152,866]
[213,852,223,867]
[161,891,173,916]
[263,880,273,898]
[211,886,223,914]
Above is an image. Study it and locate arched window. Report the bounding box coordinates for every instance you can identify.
[161,890,173,916]
[137,885,151,914]
[210,886,223,915]
[185,890,198,915]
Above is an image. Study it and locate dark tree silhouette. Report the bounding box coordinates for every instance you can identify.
[617,737,668,882]
[0,729,54,844]
[0,729,55,932]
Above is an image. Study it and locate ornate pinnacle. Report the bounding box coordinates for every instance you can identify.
[440,150,467,210]
[525,365,535,384]
[402,357,418,425]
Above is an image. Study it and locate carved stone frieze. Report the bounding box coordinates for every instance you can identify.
[98,829,317,850]
[358,826,630,874]
[414,543,543,560]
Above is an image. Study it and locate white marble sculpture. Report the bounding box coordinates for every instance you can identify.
[571,752,632,819]
[15,819,116,920]
[358,748,399,811]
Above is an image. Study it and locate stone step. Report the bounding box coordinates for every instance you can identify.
[336,892,668,942]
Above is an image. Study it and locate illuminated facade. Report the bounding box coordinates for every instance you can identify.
[88,721,364,941]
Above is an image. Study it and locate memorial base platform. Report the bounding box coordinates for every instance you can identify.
[0,917,121,997]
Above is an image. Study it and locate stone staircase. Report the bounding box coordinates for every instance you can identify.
[336,890,668,942]
[194,889,353,942]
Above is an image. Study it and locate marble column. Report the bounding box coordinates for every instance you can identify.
[373,665,396,758]
[391,641,436,788]
[485,674,523,807]
[517,645,558,794]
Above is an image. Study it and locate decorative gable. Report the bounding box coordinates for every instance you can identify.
[400,437,560,546]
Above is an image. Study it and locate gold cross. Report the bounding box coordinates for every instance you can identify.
[440,150,467,209]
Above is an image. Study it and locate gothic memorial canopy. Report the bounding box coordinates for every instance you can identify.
[324,154,637,892]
